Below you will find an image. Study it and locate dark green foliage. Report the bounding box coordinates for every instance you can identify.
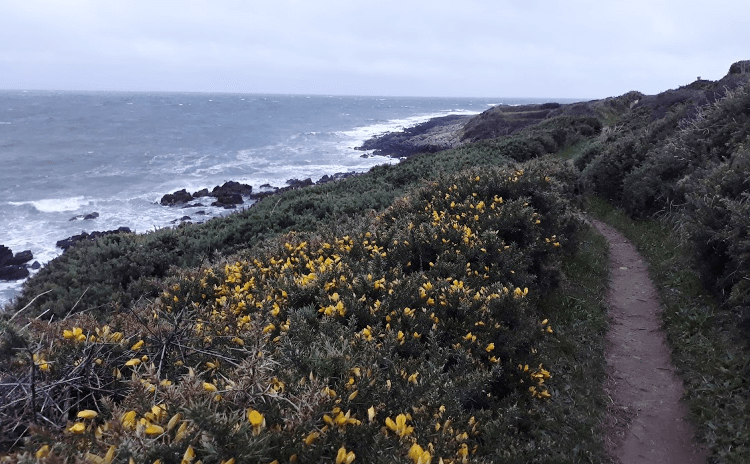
[682,146,750,320]
[579,75,750,330]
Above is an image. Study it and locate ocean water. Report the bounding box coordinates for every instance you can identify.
[0,90,549,306]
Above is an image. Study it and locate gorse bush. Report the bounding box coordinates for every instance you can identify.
[579,77,750,326]
[682,144,750,320]
[0,161,585,463]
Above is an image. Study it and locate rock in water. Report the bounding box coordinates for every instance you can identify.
[286,178,314,189]
[0,245,12,266]
[0,265,29,281]
[211,181,252,197]
[211,193,244,208]
[0,245,32,281]
[8,250,33,265]
[56,227,133,251]
[160,189,194,206]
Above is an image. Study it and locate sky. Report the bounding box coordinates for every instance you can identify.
[1,0,747,99]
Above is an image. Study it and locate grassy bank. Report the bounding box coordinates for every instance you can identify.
[587,196,750,463]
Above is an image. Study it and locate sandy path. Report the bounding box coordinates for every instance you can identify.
[592,220,706,464]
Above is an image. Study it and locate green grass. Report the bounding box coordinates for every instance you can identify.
[555,141,590,161]
[586,195,750,464]
[532,224,610,463]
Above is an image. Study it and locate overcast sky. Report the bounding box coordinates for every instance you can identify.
[1,0,747,99]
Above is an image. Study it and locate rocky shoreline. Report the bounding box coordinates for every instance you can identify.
[353,103,573,158]
[356,114,473,158]
[45,173,364,260]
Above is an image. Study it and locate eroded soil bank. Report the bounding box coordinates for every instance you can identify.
[592,219,706,464]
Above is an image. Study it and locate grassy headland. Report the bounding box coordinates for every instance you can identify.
[1,61,750,463]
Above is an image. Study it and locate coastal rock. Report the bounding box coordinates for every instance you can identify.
[211,181,252,197]
[161,182,252,208]
[317,172,357,184]
[0,245,12,266]
[56,227,133,251]
[286,178,314,189]
[69,212,100,221]
[8,250,33,265]
[31,261,41,270]
[0,246,34,280]
[160,189,194,206]
[211,193,243,208]
[0,265,29,281]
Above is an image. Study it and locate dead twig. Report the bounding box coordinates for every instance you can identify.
[9,289,53,321]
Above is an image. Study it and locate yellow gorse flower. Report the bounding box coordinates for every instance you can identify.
[77,409,98,420]
[67,422,86,434]
[335,446,355,464]
[303,431,319,445]
[408,443,432,464]
[384,413,413,437]
[247,408,265,436]
[144,424,164,436]
[36,445,51,459]
[181,445,195,464]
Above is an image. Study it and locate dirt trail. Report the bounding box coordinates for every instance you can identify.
[591,220,706,464]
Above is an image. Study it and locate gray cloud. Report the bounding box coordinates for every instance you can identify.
[1,0,747,97]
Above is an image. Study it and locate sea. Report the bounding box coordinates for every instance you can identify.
[0,90,560,307]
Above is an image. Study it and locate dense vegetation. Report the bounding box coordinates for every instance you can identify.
[579,66,750,328]
[2,60,750,463]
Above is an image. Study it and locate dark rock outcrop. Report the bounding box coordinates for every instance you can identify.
[56,227,133,251]
[70,212,100,221]
[8,250,33,265]
[0,245,12,266]
[161,182,253,208]
[211,193,243,208]
[286,178,314,189]
[211,181,252,197]
[317,172,357,184]
[0,265,29,281]
[160,189,194,206]
[0,246,34,281]
[357,114,472,158]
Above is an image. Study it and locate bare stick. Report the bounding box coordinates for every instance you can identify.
[63,286,90,320]
[9,289,53,321]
